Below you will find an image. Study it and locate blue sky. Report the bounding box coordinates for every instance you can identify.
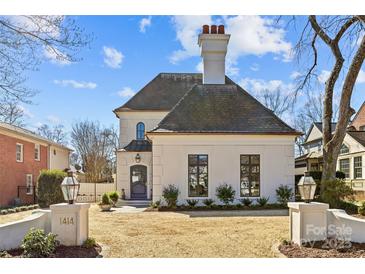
[21,16,365,134]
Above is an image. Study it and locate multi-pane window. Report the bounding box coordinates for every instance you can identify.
[34,144,40,161]
[339,158,350,178]
[26,174,33,195]
[16,143,23,162]
[188,154,208,197]
[240,155,260,197]
[354,156,362,179]
[136,122,145,140]
[340,144,349,154]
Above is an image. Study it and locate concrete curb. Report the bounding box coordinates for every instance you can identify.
[271,242,287,258]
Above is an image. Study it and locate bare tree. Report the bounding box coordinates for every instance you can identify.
[37,124,68,145]
[0,99,25,126]
[71,121,119,183]
[258,88,295,118]
[0,16,91,109]
[294,15,365,185]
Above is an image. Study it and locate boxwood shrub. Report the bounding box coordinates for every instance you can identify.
[37,169,66,208]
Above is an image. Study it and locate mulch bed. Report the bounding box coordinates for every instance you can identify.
[2,244,102,258]
[279,241,365,258]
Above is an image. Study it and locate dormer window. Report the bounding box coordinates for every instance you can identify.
[340,144,349,154]
[136,122,145,140]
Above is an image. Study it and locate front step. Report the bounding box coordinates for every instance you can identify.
[116,199,151,208]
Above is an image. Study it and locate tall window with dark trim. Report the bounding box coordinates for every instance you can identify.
[240,155,260,197]
[339,158,350,178]
[354,156,362,179]
[188,154,208,197]
[136,122,145,140]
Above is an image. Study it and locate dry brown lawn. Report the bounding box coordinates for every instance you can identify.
[0,210,35,225]
[89,205,289,258]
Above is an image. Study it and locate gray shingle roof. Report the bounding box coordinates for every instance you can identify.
[123,139,152,152]
[314,122,337,132]
[113,73,205,112]
[347,131,365,147]
[149,84,299,135]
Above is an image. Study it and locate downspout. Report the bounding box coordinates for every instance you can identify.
[47,144,51,169]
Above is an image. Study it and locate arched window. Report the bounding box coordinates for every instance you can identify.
[340,144,349,154]
[136,122,145,140]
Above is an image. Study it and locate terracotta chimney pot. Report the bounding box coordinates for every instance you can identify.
[218,25,225,34]
[202,25,209,34]
[210,25,217,34]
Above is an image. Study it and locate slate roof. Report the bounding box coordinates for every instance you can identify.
[347,131,365,147]
[149,84,300,135]
[113,73,207,112]
[314,122,337,132]
[295,153,309,161]
[123,139,152,152]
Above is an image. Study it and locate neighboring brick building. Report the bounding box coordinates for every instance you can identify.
[0,122,72,206]
[350,102,365,130]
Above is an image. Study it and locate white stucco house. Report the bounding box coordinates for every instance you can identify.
[114,25,300,204]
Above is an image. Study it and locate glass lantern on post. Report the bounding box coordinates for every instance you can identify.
[61,171,80,204]
[297,171,317,203]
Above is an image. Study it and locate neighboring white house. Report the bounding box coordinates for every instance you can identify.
[295,108,365,198]
[114,25,300,204]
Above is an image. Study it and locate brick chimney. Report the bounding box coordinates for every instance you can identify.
[198,25,230,84]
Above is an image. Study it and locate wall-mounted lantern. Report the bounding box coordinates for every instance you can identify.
[135,153,141,163]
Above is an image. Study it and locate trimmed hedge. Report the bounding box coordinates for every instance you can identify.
[0,204,39,215]
[37,170,66,208]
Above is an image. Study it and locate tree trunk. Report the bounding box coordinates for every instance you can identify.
[320,32,365,188]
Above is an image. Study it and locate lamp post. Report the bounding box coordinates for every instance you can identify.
[297,171,317,203]
[51,170,90,247]
[61,171,80,204]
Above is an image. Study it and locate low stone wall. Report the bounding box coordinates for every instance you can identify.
[0,210,51,251]
[327,209,365,243]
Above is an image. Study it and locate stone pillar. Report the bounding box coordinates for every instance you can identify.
[50,203,90,246]
[287,202,329,245]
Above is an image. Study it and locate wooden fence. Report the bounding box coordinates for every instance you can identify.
[76,182,116,203]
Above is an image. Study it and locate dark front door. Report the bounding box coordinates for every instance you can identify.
[130,165,147,199]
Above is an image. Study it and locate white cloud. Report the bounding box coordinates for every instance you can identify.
[169,15,293,75]
[318,70,331,84]
[290,71,301,80]
[195,61,203,73]
[357,69,365,83]
[8,17,72,66]
[103,46,124,69]
[139,16,152,33]
[47,115,60,124]
[169,15,212,64]
[54,80,97,89]
[239,77,294,96]
[117,87,135,98]
[44,46,71,66]
[9,16,61,39]
[224,16,292,64]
